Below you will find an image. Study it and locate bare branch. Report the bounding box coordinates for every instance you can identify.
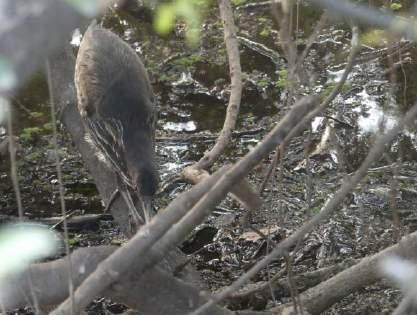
[227,259,358,307]
[292,231,417,314]
[53,95,317,315]
[184,0,259,213]
[193,0,242,170]
[308,0,417,40]
[5,98,23,219]
[46,58,75,312]
[282,25,360,148]
[183,167,261,211]
[189,95,417,315]
[51,166,229,314]
[296,13,328,74]
[0,246,232,315]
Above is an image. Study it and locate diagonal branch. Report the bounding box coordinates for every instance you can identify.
[308,0,417,40]
[284,230,417,314]
[51,166,229,314]
[189,97,417,315]
[52,95,318,315]
[0,246,232,315]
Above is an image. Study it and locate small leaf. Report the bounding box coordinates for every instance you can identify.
[390,3,402,11]
[155,4,176,35]
[29,112,43,119]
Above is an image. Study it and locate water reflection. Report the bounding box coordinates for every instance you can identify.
[70,29,82,47]
[162,121,197,132]
[348,89,397,134]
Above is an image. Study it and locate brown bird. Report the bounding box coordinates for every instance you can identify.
[75,22,158,227]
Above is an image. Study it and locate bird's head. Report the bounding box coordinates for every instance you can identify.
[131,165,159,197]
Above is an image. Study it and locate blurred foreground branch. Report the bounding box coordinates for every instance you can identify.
[309,0,417,39]
[0,246,231,315]
[0,0,123,98]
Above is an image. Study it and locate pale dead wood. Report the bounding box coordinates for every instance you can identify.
[273,231,417,314]
[156,127,265,143]
[183,0,260,213]
[193,0,242,171]
[45,213,110,230]
[6,101,23,219]
[184,167,261,211]
[226,259,358,307]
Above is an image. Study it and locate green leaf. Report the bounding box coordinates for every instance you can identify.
[154,0,203,45]
[390,3,402,11]
[231,0,247,5]
[29,112,43,119]
[155,4,176,35]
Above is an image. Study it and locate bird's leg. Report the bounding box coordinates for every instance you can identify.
[104,185,145,233]
[120,188,145,233]
[138,194,153,223]
[103,188,120,213]
[131,182,154,223]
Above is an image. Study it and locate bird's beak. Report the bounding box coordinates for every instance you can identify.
[141,195,154,223]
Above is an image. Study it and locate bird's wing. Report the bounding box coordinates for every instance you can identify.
[84,117,134,188]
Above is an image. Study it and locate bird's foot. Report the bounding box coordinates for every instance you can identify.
[104,188,120,213]
[120,189,144,234]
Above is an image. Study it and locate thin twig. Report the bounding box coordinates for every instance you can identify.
[51,166,229,314]
[6,99,23,219]
[6,86,42,315]
[188,98,417,315]
[296,13,328,75]
[308,0,417,40]
[286,253,304,315]
[52,96,317,315]
[46,60,74,315]
[194,0,242,170]
[49,210,78,230]
[261,24,360,195]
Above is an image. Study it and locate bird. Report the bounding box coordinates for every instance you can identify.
[74,22,159,229]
